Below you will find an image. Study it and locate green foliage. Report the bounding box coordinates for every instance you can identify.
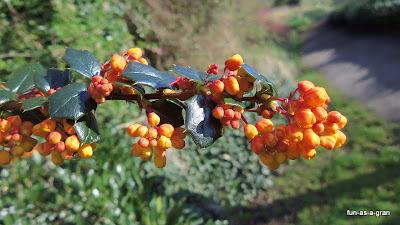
[241,63,278,98]
[185,94,222,148]
[21,96,47,111]
[173,66,203,84]
[6,64,44,94]
[48,83,96,120]
[62,48,101,79]
[33,69,71,93]
[74,112,101,145]
[148,100,184,128]
[0,89,16,106]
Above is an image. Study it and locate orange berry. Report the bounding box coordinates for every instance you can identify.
[323,122,339,135]
[157,124,174,138]
[127,47,143,58]
[225,54,243,71]
[138,58,149,65]
[303,87,328,108]
[154,155,167,168]
[220,117,231,126]
[148,112,161,127]
[48,131,62,144]
[285,123,303,143]
[250,136,264,155]
[157,135,172,149]
[294,108,316,128]
[137,125,149,137]
[297,80,315,96]
[149,139,158,147]
[78,144,93,159]
[255,119,274,133]
[56,141,66,152]
[38,142,52,156]
[0,150,11,166]
[51,153,64,166]
[171,136,185,149]
[172,127,186,139]
[276,139,289,152]
[327,111,342,123]
[147,128,158,139]
[301,148,316,160]
[301,128,320,149]
[209,80,224,94]
[20,121,34,136]
[335,130,346,147]
[40,118,56,133]
[224,109,235,120]
[61,150,74,160]
[312,122,325,134]
[263,132,278,147]
[212,106,224,119]
[65,135,81,152]
[259,151,274,165]
[127,124,141,137]
[111,54,127,72]
[138,137,150,148]
[285,141,300,160]
[154,147,166,157]
[267,161,280,170]
[131,143,142,157]
[337,115,347,129]
[319,135,336,150]
[140,147,153,161]
[274,124,286,140]
[244,124,258,140]
[223,76,240,95]
[238,77,253,92]
[275,152,287,164]
[311,107,328,122]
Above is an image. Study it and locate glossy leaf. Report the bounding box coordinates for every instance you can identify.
[62,48,101,79]
[22,97,48,111]
[224,98,245,109]
[48,83,96,120]
[6,64,45,94]
[0,90,16,106]
[112,82,145,97]
[241,63,278,97]
[148,99,184,127]
[198,72,220,82]
[33,69,71,93]
[185,94,222,148]
[74,112,100,144]
[173,66,203,83]
[121,62,175,90]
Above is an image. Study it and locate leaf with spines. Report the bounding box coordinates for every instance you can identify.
[199,72,220,82]
[148,99,184,127]
[173,66,203,83]
[185,94,222,148]
[62,48,101,79]
[33,69,71,93]
[6,64,45,94]
[48,83,96,120]
[0,90,16,106]
[121,62,175,90]
[74,112,100,144]
[240,63,278,98]
[22,97,48,111]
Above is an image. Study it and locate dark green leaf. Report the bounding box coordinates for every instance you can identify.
[62,48,101,79]
[0,90,16,106]
[74,112,100,144]
[148,99,184,127]
[121,62,175,90]
[199,72,220,82]
[6,64,45,94]
[185,94,222,148]
[173,65,203,83]
[241,63,278,97]
[49,83,96,120]
[22,97,48,111]
[33,69,71,93]
[112,82,145,97]
[224,98,245,109]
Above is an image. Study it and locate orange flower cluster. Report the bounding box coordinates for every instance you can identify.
[127,112,186,168]
[87,75,113,104]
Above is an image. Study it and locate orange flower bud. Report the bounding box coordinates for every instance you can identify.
[297,80,315,96]
[294,108,316,128]
[319,135,336,150]
[212,106,224,119]
[301,128,320,149]
[157,135,172,149]
[65,135,81,152]
[209,80,224,94]
[157,124,174,138]
[48,131,62,145]
[285,123,303,143]
[225,54,243,71]
[259,151,274,165]
[154,155,167,168]
[263,132,278,147]
[255,119,274,133]
[131,143,142,157]
[111,54,127,72]
[78,144,93,159]
[303,87,328,108]
[275,152,287,164]
[311,107,328,122]
[148,112,161,127]
[223,76,240,95]
[244,124,258,140]
[327,111,342,123]
[171,136,185,149]
[335,130,346,147]
[250,136,264,155]
[127,124,141,137]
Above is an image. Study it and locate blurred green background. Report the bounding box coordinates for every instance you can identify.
[0,0,399,224]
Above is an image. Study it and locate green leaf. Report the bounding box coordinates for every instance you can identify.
[112,82,145,97]
[199,72,220,81]
[0,90,16,106]
[22,96,48,111]
[185,94,222,148]
[33,69,71,93]
[62,48,101,79]
[224,98,245,109]
[148,99,184,127]
[74,112,100,144]
[173,65,203,83]
[48,83,96,120]
[241,63,278,97]
[121,62,175,90]
[6,64,45,94]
